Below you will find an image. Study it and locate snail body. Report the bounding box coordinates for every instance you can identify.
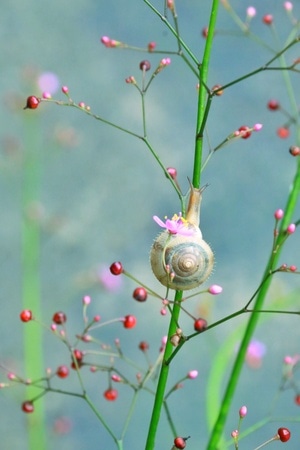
[150,185,214,291]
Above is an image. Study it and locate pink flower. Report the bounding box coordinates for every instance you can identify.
[153,214,194,236]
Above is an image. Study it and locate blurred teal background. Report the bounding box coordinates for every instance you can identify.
[1,0,300,449]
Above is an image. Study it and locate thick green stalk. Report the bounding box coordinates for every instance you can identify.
[206,164,300,449]
[145,290,183,450]
[22,113,47,449]
[192,0,219,188]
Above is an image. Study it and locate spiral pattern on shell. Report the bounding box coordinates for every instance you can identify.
[150,227,214,291]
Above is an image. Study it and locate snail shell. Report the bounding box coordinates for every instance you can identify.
[150,185,214,291]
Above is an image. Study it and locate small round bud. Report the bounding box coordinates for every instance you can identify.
[194,318,207,332]
[274,209,284,220]
[277,127,290,139]
[173,437,186,449]
[24,96,40,110]
[289,265,297,272]
[139,60,151,71]
[148,41,156,52]
[246,6,256,18]
[123,315,137,329]
[139,341,149,351]
[239,405,247,418]
[284,2,293,12]
[287,223,296,234]
[103,388,118,401]
[289,146,300,156]
[20,310,32,322]
[52,311,67,325]
[62,86,69,94]
[133,287,148,302]
[267,99,280,110]
[110,261,123,275]
[187,370,198,379]
[166,167,177,179]
[262,14,273,25]
[82,295,91,305]
[238,126,251,139]
[22,401,34,413]
[208,284,223,295]
[56,365,69,378]
[277,427,291,442]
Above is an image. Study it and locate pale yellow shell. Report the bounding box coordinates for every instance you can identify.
[150,185,214,291]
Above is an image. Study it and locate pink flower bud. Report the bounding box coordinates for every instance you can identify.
[82,295,91,305]
[239,405,247,418]
[208,284,223,295]
[284,2,293,11]
[167,167,177,179]
[42,92,51,99]
[287,223,296,234]
[246,6,256,17]
[187,370,198,379]
[231,430,239,439]
[253,123,263,131]
[62,86,69,94]
[289,265,297,272]
[101,36,111,47]
[111,374,122,382]
[274,209,284,220]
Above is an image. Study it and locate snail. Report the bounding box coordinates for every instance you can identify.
[150,184,214,291]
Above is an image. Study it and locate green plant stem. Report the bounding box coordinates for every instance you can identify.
[22,114,47,449]
[206,165,300,449]
[193,0,219,188]
[145,290,183,449]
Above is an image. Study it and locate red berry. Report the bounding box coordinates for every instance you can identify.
[103,388,118,401]
[263,14,273,25]
[174,437,186,449]
[56,365,69,378]
[133,287,148,302]
[148,41,156,52]
[109,261,123,275]
[289,146,300,156]
[20,310,32,322]
[123,315,137,329]
[73,349,84,361]
[277,427,291,442]
[21,401,34,413]
[238,126,251,139]
[24,96,40,110]
[52,311,67,324]
[194,318,207,332]
[139,341,149,351]
[71,361,83,370]
[277,127,290,139]
[267,99,280,110]
[294,394,300,405]
[139,60,151,71]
